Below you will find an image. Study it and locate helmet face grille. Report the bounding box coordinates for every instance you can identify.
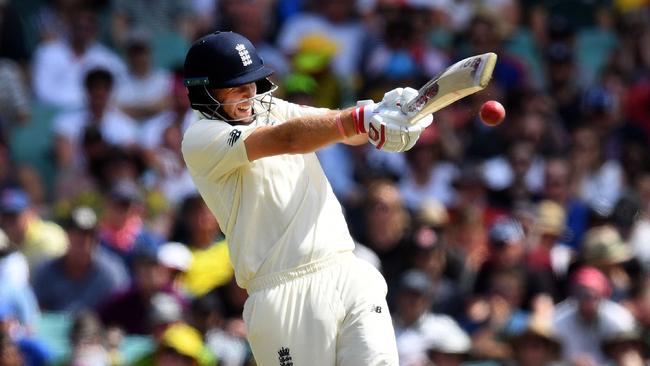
[189,80,278,124]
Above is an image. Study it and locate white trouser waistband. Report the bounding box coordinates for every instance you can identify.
[246,251,355,293]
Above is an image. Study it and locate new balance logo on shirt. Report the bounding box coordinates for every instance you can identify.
[227,129,242,146]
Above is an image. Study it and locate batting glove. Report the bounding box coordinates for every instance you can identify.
[352,90,433,152]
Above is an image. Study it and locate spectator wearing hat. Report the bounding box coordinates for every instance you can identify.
[508,317,564,366]
[601,328,648,366]
[97,244,184,335]
[554,266,636,365]
[0,188,68,270]
[527,200,573,281]
[157,241,192,293]
[423,316,471,366]
[99,182,162,270]
[580,225,634,300]
[408,200,464,315]
[133,322,215,366]
[393,270,466,366]
[540,157,590,251]
[32,206,129,312]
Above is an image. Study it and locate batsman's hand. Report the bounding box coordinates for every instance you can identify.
[352,89,433,152]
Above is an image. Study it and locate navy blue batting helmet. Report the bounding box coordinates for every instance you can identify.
[183,31,276,121]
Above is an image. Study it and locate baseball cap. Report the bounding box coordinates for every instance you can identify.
[581,226,632,267]
[488,217,525,247]
[0,188,30,214]
[399,270,434,296]
[157,242,192,272]
[425,319,471,355]
[571,266,611,298]
[65,206,98,232]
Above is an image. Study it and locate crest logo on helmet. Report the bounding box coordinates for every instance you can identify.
[235,44,252,66]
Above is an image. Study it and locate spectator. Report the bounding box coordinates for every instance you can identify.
[171,195,233,298]
[190,292,251,366]
[357,180,411,287]
[579,225,634,300]
[98,182,162,270]
[408,200,461,315]
[600,328,648,366]
[276,0,365,83]
[0,188,68,269]
[31,5,127,109]
[156,241,192,294]
[422,316,471,366]
[570,125,624,216]
[62,311,114,366]
[32,206,129,312]
[475,217,555,307]
[116,31,171,121]
[0,228,28,288]
[554,266,636,365]
[0,301,50,366]
[526,200,573,282]
[53,68,138,171]
[541,157,590,250]
[508,318,563,366]
[399,128,458,210]
[139,74,197,206]
[393,270,466,366]
[132,322,214,366]
[98,247,183,335]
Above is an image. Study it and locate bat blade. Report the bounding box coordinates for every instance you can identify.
[402,53,497,123]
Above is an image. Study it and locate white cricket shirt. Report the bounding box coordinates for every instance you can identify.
[182,98,355,289]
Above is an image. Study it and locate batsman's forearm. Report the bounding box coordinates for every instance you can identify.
[244,108,358,161]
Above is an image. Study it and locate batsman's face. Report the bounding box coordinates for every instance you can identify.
[212,83,257,123]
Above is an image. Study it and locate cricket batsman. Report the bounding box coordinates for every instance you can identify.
[181,31,432,365]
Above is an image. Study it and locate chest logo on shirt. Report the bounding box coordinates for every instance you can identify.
[227,129,242,146]
[278,347,293,366]
[235,44,252,66]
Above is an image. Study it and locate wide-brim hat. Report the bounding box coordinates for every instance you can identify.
[510,319,562,359]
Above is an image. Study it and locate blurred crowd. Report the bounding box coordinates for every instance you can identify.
[1,0,650,365]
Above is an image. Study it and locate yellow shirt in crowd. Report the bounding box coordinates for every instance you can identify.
[182,239,234,297]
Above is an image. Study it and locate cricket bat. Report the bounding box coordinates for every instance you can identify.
[402,53,497,123]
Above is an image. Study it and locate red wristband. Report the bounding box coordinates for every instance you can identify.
[352,106,367,135]
[335,113,347,138]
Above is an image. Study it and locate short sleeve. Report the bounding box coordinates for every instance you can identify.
[182,120,255,181]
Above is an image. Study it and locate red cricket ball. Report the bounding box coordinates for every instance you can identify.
[479,100,506,126]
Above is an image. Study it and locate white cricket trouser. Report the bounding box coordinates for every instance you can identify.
[243,251,399,366]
